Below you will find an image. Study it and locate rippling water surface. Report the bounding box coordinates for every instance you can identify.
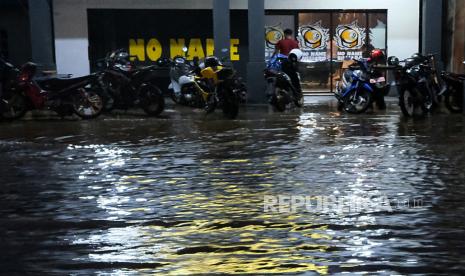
[1,104,465,275]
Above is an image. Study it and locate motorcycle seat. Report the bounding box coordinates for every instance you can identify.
[448,72,465,80]
[441,72,465,82]
[37,75,94,91]
[264,68,279,77]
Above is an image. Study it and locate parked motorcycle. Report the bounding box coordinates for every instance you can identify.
[265,50,303,112]
[199,55,244,119]
[96,49,165,116]
[1,61,103,120]
[388,55,437,117]
[168,55,211,108]
[335,59,388,114]
[440,62,465,113]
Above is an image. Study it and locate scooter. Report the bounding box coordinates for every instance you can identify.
[264,50,303,112]
[168,55,209,107]
[335,59,388,114]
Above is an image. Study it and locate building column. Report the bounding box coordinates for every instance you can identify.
[247,0,266,104]
[28,0,55,70]
[421,0,443,69]
[213,0,230,60]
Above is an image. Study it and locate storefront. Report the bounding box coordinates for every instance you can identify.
[51,0,421,94]
[265,11,387,92]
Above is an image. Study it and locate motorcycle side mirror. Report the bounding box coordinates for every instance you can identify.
[387,56,400,66]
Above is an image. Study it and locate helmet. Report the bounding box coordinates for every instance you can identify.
[411,52,424,59]
[288,48,303,62]
[204,56,221,68]
[411,53,426,64]
[405,58,418,68]
[370,49,385,63]
[113,50,130,64]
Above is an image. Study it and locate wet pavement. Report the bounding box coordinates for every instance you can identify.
[1,100,465,275]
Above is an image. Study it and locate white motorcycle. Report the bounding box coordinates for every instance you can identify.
[168,56,207,107]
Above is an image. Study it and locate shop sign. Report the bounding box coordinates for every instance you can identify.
[128,38,240,61]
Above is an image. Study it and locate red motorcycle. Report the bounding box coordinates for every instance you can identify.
[1,62,103,120]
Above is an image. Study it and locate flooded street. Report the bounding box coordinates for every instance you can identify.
[1,101,465,275]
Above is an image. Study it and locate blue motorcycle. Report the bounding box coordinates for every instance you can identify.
[335,59,387,114]
[264,53,303,112]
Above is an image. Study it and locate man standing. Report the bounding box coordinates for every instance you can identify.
[273,29,302,101]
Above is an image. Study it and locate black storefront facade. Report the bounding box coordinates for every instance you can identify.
[0,0,456,102]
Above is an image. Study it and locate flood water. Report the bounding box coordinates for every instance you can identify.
[1,102,465,275]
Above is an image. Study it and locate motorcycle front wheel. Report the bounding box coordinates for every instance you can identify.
[73,89,104,119]
[399,89,417,117]
[1,92,28,120]
[139,85,165,116]
[221,90,240,119]
[445,88,463,113]
[343,89,372,114]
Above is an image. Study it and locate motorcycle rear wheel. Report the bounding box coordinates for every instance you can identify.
[399,89,417,117]
[1,93,27,120]
[294,95,304,108]
[139,85,165,116]
[292,87,304,108]
[274,88,290,112]
[73,89,104,119]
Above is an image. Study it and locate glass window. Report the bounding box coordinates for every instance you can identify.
[333,12,368,61]
[298,13,333,92]
[369,13,387,54]
[265,15,295,60]
[265,11,387,93]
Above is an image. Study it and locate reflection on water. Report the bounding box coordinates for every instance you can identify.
[1,105,465,274]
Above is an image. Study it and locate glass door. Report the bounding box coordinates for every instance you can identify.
[265,11,387,93]
[298,13,332,92]
[331,12,368,91]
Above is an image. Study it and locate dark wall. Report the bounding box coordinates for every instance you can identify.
[87,9,249,78]
[0,0,32,66]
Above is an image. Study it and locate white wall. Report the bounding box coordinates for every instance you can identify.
[53,0,420,76]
